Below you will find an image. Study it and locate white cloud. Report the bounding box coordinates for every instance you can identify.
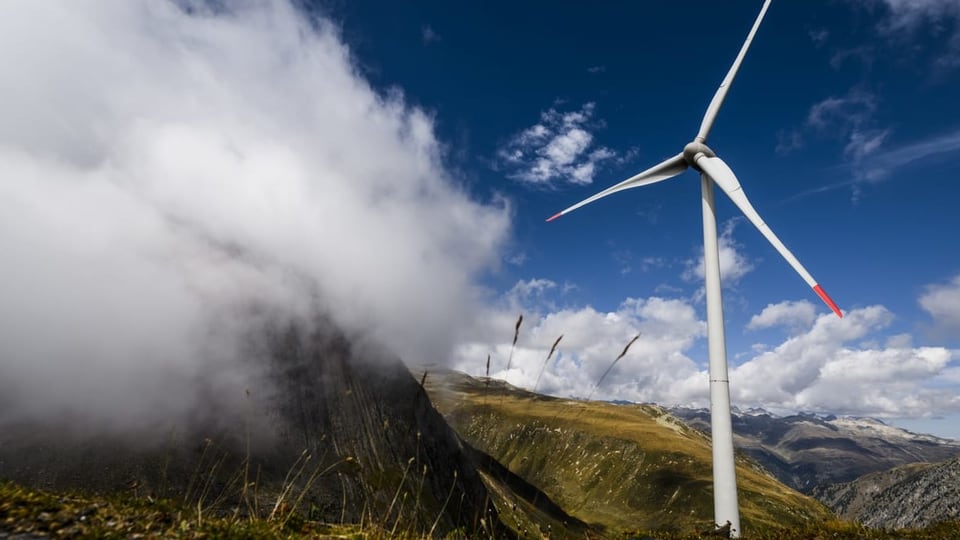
[919,273,960,338]
[457,279,960,422]
[786,127,960,202]
[498,103,618,186]
[878,0,960,27]
[505,278,558,308]
[790,3,960,198]
[732,306,959,417]
[863,128,960,179]
[453,289,706,403]
[0,1,509,433]
[844,128,891,161]
[683,220,754,286]
[806,90,878,130]
[852,0,960,68]
[798,88,895,192]
[747,300,818,332]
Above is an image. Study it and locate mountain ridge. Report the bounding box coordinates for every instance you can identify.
[670,406,960,493]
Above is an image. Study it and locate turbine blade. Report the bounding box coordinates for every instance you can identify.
[695,155,842,318]
[546,153,687,221]
[696,0,773,142]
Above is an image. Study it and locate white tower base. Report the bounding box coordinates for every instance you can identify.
[701,173,741,538]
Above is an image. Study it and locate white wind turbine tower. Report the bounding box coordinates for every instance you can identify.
[546,0,842,536]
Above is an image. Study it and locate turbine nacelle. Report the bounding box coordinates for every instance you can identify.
[683,141,716,170]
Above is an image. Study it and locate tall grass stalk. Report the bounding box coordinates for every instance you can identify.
[586,333,640,402]
[382,457,416,530]
[279,456,354,528]
[533,334,563,393]
[428,470,458,538]
[504,313,523,372]
[389,492,408,536]
[183,438,213,507]
[413,464,428,532]
[268,449,310,521]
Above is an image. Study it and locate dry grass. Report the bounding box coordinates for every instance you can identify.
[3,480,957,539]
[425,371,835,536]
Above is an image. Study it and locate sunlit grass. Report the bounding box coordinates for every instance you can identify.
[3,480,958,539]
[425,370,835,535]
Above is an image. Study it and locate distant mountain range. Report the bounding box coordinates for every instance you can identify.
[669,407,960,493]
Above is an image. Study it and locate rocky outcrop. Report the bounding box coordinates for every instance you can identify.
[670,408,960,493]
[813,456,960,529]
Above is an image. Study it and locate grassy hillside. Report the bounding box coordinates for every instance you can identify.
[5,480,959,539]
[424,370,834,537]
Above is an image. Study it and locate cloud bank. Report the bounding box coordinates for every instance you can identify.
[0,1,508,433]
[454,285,958,420]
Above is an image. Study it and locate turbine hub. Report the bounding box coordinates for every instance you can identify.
[683,141,715,169]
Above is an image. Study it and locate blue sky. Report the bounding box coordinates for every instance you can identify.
[1,1,959,439]
[322,0,960,436]
[326,0,960,324]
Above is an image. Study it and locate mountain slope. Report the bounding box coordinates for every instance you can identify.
[423,369,833,536]
[671,408,960,493]
[0,318,495,536]
[813,456,960,529]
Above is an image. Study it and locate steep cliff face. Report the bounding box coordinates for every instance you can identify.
[0,318,495,536]
[813,456,960,529]
[670,408,960,493]
[424,369,833,536]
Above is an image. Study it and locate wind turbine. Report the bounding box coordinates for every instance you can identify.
[546,0,842,536]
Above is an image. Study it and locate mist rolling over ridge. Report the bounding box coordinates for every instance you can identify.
[0,1,509,437]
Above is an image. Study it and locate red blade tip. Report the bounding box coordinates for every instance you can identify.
[546,212,563,222]
[813,284,842,318]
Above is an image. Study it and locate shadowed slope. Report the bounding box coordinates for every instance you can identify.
[0,317,495,536]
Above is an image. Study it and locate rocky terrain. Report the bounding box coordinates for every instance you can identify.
[670,407,960,493]
[813,456,960,529]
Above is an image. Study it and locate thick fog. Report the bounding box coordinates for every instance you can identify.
[0,2,508,435]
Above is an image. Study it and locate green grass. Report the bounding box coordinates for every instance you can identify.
[425,371,835,535]
[627,520,960,539]
[3,480,958,539]
[0,480,403,539]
